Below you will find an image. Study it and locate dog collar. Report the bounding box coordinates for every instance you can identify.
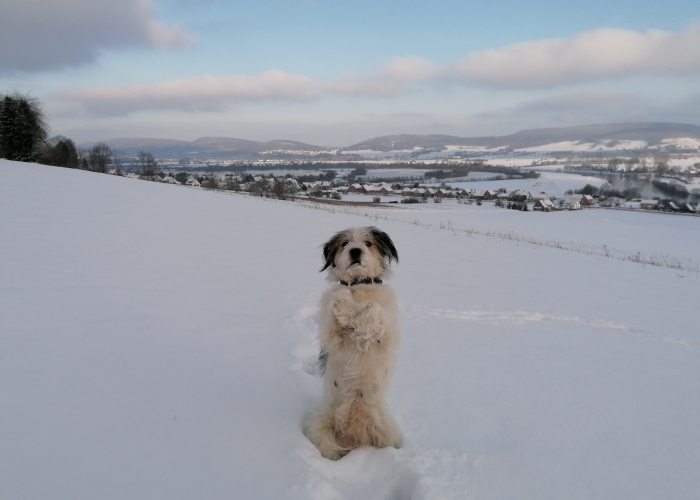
[339,277,383,286]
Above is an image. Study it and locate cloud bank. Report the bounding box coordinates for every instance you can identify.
[379,22,700,88]
[56,71,404,116]
[0,0,193,73]
[51,22,700,117]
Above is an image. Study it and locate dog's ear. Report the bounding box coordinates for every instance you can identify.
[368,227,398,265]
[320,231,347,271]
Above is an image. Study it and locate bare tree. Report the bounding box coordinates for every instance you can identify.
[137,151,157,177]
[272,179,286,199]
[112,148,126,174]
[225,176,241,191]
[89,142,113,173]
[206,174,220,190]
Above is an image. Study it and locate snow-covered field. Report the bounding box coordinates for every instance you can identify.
[2,160,699,500]
[441,171,609,198]
[516,140,649,153]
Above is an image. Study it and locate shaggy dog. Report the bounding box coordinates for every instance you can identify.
[308,226,403,460]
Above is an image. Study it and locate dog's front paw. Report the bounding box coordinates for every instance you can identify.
[351,301,386,351]
[330,288,355,327]
[355,300,384,330]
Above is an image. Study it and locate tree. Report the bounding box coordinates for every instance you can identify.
[206,174,219,190]
[225,176,241,192]
[175,172,189,185]
[112,149,126,174]
[41,135,79,168]
[88,142,113,173]
[272,179,286,199]
[578,184,599,196]
[137,151,157,177]
[0,92,49,162]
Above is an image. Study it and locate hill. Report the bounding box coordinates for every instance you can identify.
[345,122,700,152]
[84,123,700,159]
[2,159,699,499]
[82,136,335,159]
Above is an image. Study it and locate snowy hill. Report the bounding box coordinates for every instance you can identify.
[344,122,700,152]
[81,136,334,159]
[1,160,699,500]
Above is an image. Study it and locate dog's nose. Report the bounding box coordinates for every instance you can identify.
[349,248,362,260]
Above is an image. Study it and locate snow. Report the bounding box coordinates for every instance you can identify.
[2,160,699,500]
[361,169,428,180]
[445,145,505,152]
[441,171,609,198]
[659,138,700,150]
[516,140,649,153]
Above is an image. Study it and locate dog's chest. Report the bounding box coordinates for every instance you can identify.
[348,286,381,303]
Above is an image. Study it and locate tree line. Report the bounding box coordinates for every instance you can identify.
[0,92,157,176]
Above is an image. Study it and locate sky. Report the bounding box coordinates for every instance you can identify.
[1,0,700,147]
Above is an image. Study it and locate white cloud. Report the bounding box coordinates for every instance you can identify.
[379,56,446,82]
[0,0,193,73]
[57,71,320,116]
[452,22,700,88]
[46,21,700,120]
[373,22,700,89]
[54,70,409,116]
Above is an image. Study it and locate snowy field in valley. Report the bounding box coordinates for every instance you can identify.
[2,160,699,500]
[427,171,609,198]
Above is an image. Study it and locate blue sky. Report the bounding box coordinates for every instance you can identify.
[1,0,700,146]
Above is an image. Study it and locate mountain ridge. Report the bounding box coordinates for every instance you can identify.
[82,122,700,158]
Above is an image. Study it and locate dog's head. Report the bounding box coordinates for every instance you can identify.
[321,226,398,282]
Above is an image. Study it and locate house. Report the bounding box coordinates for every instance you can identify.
[456,188,473,197]
[509,190,531,201]
[640,199,658,210]
[563,197,581,210]
[533,199,556,211]
[482,189,497,200]
[320,181,334,189]
[186,178,200,187]
[580,194,595,206]
[348,183,364,193]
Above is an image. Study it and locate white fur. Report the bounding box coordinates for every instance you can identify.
[308,227,403,460]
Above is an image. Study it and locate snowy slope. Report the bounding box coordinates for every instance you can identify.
[438,171,609,198]
[1,160,699,500]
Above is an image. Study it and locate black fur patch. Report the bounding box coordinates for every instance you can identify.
[320,230,348,271]
[368,227,398,266]
[318,346,328,376]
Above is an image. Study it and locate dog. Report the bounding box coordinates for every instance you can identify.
[308,226,403,460]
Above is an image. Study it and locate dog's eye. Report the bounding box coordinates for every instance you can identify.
[365,242,373,247]
[341,242,348,247]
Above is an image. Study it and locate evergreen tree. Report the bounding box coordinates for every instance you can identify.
[42,136,79,168]
[0,92,48,162]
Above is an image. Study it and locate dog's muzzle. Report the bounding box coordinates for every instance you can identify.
[349,247,362,265]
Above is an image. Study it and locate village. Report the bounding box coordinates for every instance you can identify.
[129,170,700,215]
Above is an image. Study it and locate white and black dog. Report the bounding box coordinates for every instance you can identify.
[308,227,403,460]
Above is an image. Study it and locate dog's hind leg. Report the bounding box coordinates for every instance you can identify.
[309,412,347,460]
